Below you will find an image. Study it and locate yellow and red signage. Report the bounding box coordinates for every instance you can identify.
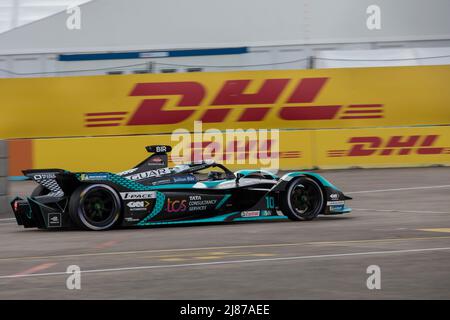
[8,126,449,176]
[8,130,313,175]
[1,65,450,139]
[315,126,450,168]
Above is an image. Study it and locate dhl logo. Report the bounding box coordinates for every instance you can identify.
[328,135,450,157]
[170,140,302,163]
[84,78,383,127]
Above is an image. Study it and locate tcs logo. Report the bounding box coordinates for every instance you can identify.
[328,135,449,157]
[84,78,383,127]
[166,198,187,213]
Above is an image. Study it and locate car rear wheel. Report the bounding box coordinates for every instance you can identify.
[69,184,121,230]
[280,177,325,221]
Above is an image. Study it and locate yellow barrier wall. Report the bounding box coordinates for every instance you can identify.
[314,126,450,169]
[8,126,449,176]
[31,130,314,173]
[2,65,450,139]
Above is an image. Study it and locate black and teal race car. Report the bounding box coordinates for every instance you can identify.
[11,145,351,231]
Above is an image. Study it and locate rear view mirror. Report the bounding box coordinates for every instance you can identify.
[235,172,244,184]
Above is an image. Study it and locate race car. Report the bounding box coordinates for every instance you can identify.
[11,145,352,231]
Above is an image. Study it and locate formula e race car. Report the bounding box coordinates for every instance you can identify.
[11,145,352,231]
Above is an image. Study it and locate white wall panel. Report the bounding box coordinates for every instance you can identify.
[314,47,450,69]
[0,0,449,55]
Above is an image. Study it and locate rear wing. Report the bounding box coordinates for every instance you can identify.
[23,169,66,196]
[22,169,65,180]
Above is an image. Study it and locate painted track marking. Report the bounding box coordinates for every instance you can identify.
[418,228,450,233]
[13,263,57,277]
[1,236,450,262]
[353,208,449,214]
[95,240,120,249]
[347,184,450,194]
[1,247,449,280]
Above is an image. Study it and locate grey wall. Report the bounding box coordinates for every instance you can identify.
[0,0,449,55]
[0,141,9,217]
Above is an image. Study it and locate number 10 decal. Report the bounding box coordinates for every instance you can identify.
[265,196,275,209]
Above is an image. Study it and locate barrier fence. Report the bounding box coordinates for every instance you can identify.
[7,126,450,177]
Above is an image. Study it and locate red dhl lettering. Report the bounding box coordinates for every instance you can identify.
[84,78,384,127]
[327,135,449,157]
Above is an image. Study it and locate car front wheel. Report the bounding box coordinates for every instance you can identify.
[280,177,325,221]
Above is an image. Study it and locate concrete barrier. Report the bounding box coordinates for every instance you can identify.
[7,126,450,176]
[0,140,9,217]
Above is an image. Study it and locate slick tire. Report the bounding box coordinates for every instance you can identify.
[69,184,121,231]
[280,177,325,221]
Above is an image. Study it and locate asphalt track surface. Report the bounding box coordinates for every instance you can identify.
[0,167,449,299]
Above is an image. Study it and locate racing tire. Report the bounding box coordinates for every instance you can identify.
[280,177,325,221]
[31,185,50,197]
[69,184,121,231]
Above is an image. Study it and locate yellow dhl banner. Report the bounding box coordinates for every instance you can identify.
[314,126,450,168]
[1,65,450,139]
[29,130,313,174]
[8,126,449,176]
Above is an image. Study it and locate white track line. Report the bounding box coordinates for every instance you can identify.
[347,185,450,194]
[1,246,449,280]
[0,218,15,221]
[2,236,450,262]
